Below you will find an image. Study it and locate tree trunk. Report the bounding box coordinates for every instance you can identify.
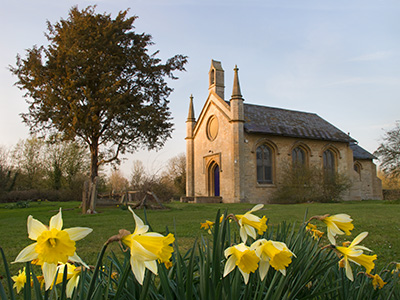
[84,140,99,214]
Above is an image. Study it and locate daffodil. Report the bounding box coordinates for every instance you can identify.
[12,268,26,294]
[392,262,400,277]
[200,215,227,233]
[371,274,387,290]
[335,232,377,281]
[251,239,295,280]
[200,220,215,234]
[13,208,92,290]
[55,263,82,298]
[223,243,260,284]
[121,206,175,285]
[306,224,324,240]
[235,204,268,243]
[319,214,354,245]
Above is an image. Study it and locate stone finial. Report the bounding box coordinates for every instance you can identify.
[187,94,195,121]
[231,65,243,99]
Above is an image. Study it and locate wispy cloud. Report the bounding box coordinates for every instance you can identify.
[349,50,393,62]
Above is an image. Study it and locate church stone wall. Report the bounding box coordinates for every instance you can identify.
[191,96,237,202]
[241,133,359,204]
[190,110,382,203]
[358,160,382,200]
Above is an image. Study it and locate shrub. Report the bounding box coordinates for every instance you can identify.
[272,164,351,204]
[0,188,82,203]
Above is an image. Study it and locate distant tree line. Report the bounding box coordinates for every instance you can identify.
[0,136,186,203]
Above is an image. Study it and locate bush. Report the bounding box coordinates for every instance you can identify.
[0,188,82,203]
[272,165,351,204]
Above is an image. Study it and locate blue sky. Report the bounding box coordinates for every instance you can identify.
[1,1,399,176]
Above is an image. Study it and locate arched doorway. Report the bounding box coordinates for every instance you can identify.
[208,162,220,196]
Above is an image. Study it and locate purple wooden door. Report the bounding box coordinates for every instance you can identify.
[214,164,220,196]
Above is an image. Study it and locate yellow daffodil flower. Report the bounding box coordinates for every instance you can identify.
[335,232,377,281]
[200,220,215,234]
[13,208,92,290]
[12,268,27,294]
[55,263,82,298]
[235,204,268,243]
[111,272,119,280]
[306,224,324,240]
[200,215,227,233]
[122,206,175,285]
[251,239,295,280]
[321,214,354,245]
[371,274,387,290]
[392,262,400,277]
[223,243,260,284]
[164,260,173,269]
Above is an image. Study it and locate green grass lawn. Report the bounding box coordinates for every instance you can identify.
[1,200,399,277]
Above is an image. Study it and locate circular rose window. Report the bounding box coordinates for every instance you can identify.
[207,116,219,141]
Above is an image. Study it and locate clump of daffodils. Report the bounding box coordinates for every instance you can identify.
[222,204,295,283]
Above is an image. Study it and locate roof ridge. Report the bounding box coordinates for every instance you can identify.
[244,102,317,116]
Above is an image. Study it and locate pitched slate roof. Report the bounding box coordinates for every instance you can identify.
[349,143,376,160]
[243,103,355,143]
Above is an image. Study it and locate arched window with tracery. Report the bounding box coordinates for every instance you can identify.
[256,144,273,184]
[323,149,336,175]
[292,147,306,167]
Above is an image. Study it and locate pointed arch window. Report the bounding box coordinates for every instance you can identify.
[323,149,336,175]
[354,161,362,180]
[292,147,306,167]
[256,144,273,184]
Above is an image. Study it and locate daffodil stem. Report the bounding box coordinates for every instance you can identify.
[25,261,32,300]
[85,243,108,300]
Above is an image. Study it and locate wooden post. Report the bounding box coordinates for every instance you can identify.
[82,180,89,214]
[88,176,98,213]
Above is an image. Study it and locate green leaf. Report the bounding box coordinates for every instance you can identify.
[0,247,16,300]
[86,243,108,300]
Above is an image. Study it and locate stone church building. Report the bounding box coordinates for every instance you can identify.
[184,60,382,203]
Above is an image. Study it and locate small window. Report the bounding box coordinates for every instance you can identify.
[323,149,335,174]
[292,147,306,167]
[210,69,215,85]
[256,144,273,184]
